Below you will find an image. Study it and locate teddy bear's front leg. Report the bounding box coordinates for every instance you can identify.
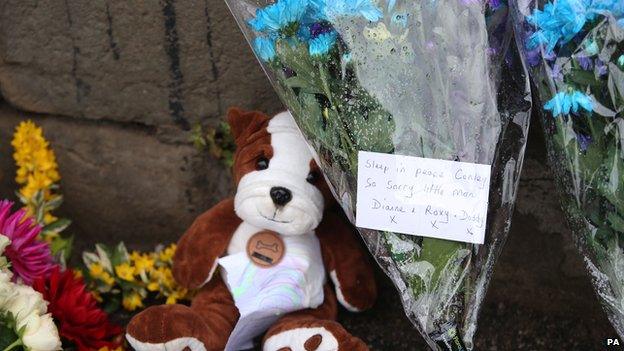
[262,286,368,351]
[126,277,239,351]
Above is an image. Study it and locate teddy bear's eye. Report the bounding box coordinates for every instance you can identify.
[256,157,269,170]
[306,170,319,184]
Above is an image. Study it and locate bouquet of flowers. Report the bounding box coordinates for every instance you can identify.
[83,242,190,313]
[1,121,125,351]
[225,0,532,349]
[0,200,122,351]
[512,0,624,337]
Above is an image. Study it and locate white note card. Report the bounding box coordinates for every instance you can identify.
[356,151,491,244]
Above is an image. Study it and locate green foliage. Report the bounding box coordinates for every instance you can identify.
[0,313,23,351]
[17,188,73,263]
[191,122,236,168]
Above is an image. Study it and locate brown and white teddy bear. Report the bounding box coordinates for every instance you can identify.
[125,108,377,351]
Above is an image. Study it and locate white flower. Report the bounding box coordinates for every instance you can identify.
[0,269,16,310]
[20,312,62,351]
[0,235,10,270]
[0,234,10,255]
[8,285,48,326]
[0,280,61,351]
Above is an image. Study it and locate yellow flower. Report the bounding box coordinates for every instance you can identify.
[158,244,176,263]
[100,271,116,286]
[89,263,105,278]
[92,290,103,303]
[133,254,155,274]
[166,294,178,305]
[115,263,136,282]
[12,120,63,230]
[147,281,160,292]
[122,292,144,311]
[165,289,188,305]
[43,212,58,225]
[129,251,142,262]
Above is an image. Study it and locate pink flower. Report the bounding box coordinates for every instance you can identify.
[0,200,55,284]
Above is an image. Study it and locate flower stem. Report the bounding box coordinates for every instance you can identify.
[2,339,22,351]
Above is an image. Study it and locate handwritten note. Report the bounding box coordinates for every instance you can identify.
[355,151,491,244]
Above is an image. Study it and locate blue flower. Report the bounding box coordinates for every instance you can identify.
[584,39,599,55]
[544,90,593,116]
[527,0,624,53]
[526,0,589,52]
[253,36,277,62]
[324,0,383,22]
[249,0,308,33]
[309,31,338,56]
[619,55,624,66]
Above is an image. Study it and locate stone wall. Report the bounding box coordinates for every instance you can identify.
[0,0,282,250]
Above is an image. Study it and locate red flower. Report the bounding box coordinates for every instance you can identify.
[33,267,123,351]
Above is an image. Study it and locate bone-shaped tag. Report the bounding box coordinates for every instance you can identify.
[256,240,279,253]
[246,231,285,268]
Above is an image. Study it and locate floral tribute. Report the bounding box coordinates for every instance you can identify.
[225,0,531,349]
[12,122,73,262]
[2,120,195,349]
[514,0,624,337]
[82,242,190,312]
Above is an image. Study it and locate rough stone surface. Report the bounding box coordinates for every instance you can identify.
[0,102,233,254]
[0,0,282,135]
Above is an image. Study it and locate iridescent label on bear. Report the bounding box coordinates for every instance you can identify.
[355,151,491,245]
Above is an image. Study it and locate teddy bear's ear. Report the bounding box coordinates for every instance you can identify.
[227,107,270,144]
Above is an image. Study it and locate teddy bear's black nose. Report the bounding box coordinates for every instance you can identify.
[270,187,292,206]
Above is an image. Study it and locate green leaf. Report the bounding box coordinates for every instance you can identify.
[43,195,63,212]
[608,212,624,233]
[43,218,71,234]
[95,244,114,272]
[109,242,130,268]
[419,238,464,290]
[0,320,19,351]
[102,295,121,314]
[567,68,603,87]
[49,234,74,262]
[285,76,323,94]
[276,40,324,94]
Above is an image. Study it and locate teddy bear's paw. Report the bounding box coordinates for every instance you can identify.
[126,305,210,351]
[126,334,206,351]
[263,320,368,351]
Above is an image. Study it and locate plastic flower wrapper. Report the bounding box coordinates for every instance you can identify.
[511,0,624,337]
[225,0,531,349]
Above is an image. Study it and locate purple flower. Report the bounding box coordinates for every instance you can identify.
[489,0,502,9]
[577,134,592,152]
[576,55,593,70]
[595,59,608,76]
[526,47,542,66]
[309,22,334,38]
[550,64,563,80]
[0,200,55,285]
